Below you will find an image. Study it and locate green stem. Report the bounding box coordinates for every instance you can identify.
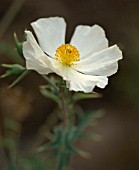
[8,70,29,88]
[56,131,66,170]
[56,87,70,170]
[61,90,69,128]
[41,75,59,92]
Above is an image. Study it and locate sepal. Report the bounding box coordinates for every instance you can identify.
[73,91,102,101]
[14,32,26,57]
[1,64,25,78]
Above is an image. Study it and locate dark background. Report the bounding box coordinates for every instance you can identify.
[0,0,139,170]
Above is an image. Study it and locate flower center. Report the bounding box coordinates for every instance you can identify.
[55,44,80,65]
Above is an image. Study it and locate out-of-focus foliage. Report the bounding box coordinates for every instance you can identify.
[0,1,139,170]
[1,64,25,78]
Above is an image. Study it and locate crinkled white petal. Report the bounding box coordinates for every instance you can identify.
[23,31,53,74]
[73,45,122,76]
[70,25,108,59]
[50,64,108,93]
[65,68,108,92]
[31,17,66,57]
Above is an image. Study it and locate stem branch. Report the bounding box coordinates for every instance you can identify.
[61,91,69,128]
[42,75,59,92]
[8,70,29,88]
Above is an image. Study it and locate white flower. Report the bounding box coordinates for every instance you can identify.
[23,17,122,93]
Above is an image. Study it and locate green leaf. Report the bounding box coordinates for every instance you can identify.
[76,111,96,134]
[1,64,25,78]
[87,133,102,142]
[75,148,90,159]
[40,85,61,107]
[8,70,30,88]
[74,110,104,139]
[73,92,102,101]
[36,142,55,152]
[37,127,63,152]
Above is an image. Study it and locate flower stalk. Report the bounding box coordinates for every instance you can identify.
[60,90,69,129]
[55,83,72,170]
[8,70,29,89]
[42,75,59,92]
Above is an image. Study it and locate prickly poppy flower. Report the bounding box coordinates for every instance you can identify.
[23,17,122,93]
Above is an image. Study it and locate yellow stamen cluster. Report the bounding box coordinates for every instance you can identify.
[55,44,80,66]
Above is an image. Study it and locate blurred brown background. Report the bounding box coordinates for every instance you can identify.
[0,0,139,170]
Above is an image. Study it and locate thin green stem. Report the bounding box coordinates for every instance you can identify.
[55,87,70,170]
[8,70,29,88]
[61,90,69,128]
[41,75,59,92]
[56,137,66,170]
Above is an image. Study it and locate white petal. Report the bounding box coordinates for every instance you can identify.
[74,45,122,76]
[31,17,66,57]
[52,65,108,93]
[66,69,108,93]
[23,31,53,74]
[70,25,108,59]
